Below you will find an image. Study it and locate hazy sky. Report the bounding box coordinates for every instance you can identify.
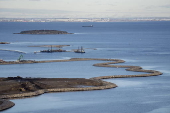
[0,0,170,18]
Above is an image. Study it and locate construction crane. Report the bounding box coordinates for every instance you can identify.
[17,54,23,61]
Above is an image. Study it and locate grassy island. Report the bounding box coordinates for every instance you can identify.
[13,30,73,34]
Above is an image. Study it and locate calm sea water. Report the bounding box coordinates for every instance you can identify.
[0,22,170,113]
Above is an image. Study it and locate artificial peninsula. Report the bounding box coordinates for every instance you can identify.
[13,30,73,34]
[0,58,163,111]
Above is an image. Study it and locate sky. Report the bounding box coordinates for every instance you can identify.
[0,0,170,18]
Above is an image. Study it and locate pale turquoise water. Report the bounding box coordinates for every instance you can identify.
[0,22,170,113]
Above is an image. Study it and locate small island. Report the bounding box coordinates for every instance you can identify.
[14,30,73,34]
[0,42,10,44]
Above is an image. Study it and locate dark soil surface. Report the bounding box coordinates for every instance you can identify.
[0,77,103,95]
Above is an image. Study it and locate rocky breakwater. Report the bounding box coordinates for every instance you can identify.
[0,60,38,65]
[92,60,163,79]
[13,30,73,34]
[0,58,163,78]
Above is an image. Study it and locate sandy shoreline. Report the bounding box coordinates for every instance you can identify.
[0,58,163,111]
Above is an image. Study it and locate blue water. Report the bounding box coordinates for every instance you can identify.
[0,22,170,113]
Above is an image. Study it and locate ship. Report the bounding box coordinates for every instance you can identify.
[74,47,85,53]
[82,25,93,27]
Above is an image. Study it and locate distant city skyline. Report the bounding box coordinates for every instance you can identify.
[0,0,170,18]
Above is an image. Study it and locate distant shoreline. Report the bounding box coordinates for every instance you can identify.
[0,18,170,22]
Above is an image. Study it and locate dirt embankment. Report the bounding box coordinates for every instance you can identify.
[0,77,112,97]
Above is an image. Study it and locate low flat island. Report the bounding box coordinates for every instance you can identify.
[14,30,73,34]
[0,42,10,44]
